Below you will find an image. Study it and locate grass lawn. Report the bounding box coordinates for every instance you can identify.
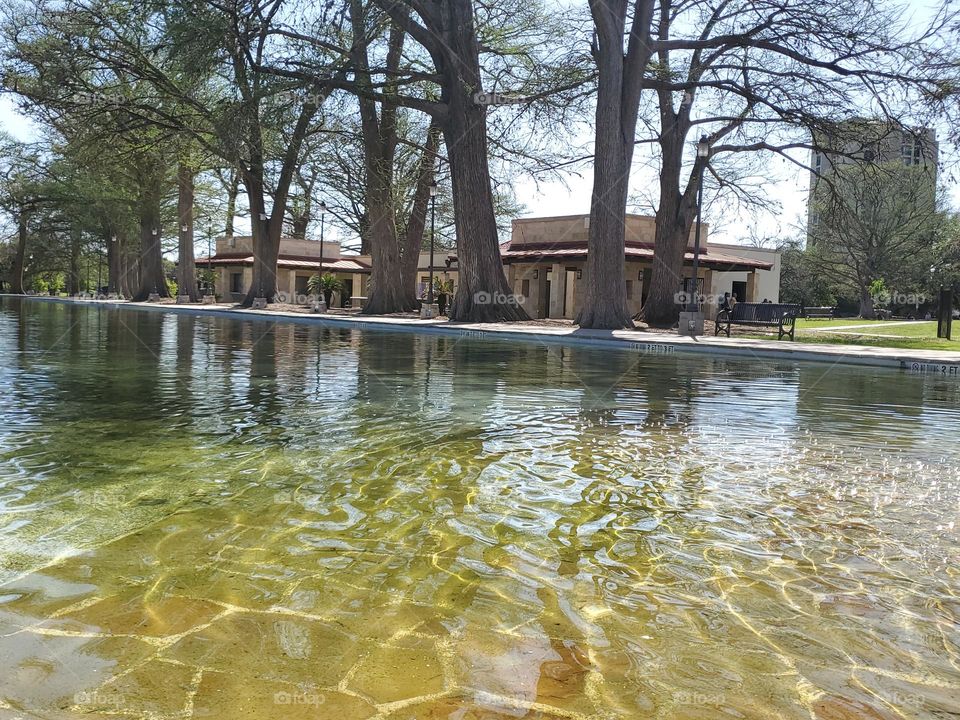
[744,318,960,352]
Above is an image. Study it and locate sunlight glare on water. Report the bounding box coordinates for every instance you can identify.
[0,298,959,719]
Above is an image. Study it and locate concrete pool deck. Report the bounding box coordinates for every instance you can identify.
[8,294,960,375]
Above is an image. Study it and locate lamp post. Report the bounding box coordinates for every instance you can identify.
[317,201,328,311]
[688,136,710,315]
[207,235,213,296]
[427,183,438,305]
[110,236,117,297]
[319,201,327,275]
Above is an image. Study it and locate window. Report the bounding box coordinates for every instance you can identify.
[813,152,823,173]
[521,279,530,297]
[230,272,243,293]
[295,275,309,294]
[901,136,924,166]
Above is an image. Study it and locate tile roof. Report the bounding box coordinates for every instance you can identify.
[198,254,371,273]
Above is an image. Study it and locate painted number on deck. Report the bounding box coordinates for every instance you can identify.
[909,362,960,377]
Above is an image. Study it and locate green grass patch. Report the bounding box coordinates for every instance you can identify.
[744,319,960,351]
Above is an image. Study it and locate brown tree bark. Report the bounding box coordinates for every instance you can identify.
[177,163,198,301]
[643,111,700,327]
[443,100,527,322]
[132,180,169,300]
[240,97,321,307]
[576,0,655,329]
[352,3,416,315]
[10,208,27,294]
[374,0,528,322]
[400,122,441,306]
[224,169,239,237]
[67,233,81,295]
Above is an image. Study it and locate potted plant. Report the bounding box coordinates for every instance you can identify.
[308,273,344,308]
[433,277,454,316]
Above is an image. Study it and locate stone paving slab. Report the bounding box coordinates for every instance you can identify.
[8,295,960,374]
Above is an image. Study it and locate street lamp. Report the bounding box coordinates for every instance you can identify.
[207,235,213,296]
[688,136,710,315]
[427,183,438,305]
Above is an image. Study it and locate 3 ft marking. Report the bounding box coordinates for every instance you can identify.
[909,362,960,376]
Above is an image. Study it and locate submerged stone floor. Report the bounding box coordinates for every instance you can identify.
[0,512,629,720]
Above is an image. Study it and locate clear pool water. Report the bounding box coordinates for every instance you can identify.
[1,297,958,719]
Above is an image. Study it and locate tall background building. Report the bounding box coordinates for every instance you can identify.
[807,121,939,237]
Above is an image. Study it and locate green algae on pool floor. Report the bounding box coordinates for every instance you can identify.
[1,297,959,719]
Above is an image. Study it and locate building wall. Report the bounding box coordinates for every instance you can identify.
[511,214,709,250]
[216,236,342,259]
[808,123,938,234]
[709,244,781,304]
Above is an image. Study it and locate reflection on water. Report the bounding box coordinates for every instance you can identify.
[0,297,959,719]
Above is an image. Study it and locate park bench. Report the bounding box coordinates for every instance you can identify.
[804,306,836,319]
[715,302,801,341]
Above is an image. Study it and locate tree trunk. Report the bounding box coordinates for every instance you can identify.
[241,170,282,305]
[401,122,441,306]
[120,240,138,299]
[443,105,527,322]
[225,169,239,237]
[437,1,527,322]
[362,182,409,314]
[177,163,198,301]
[67,233,81,295]
[859,286,876,318]
[291,212,309,240]
[576,0,655,329]
[10,209,27,294]
[576,89,633,328]
[644,134,697,327]
[133,197,169,301]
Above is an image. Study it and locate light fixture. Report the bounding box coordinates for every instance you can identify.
[111,236,117,243]
[697,136,710,158]
[259,213,268,221]
[181,224,189,233]
[151,227,158,236]
[319,201,327,216]
[576,269,583,280]
[428,183,438,198]
[532,269,538,279]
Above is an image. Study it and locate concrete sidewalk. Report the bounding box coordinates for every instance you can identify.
[8,294,960,375]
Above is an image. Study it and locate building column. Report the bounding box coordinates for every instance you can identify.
[548,263,565,318]
[746,270,758,303]
[702,269,716,319]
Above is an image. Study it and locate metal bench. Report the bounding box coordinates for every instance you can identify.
[716,302,800,341]
[803,306,836,318]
